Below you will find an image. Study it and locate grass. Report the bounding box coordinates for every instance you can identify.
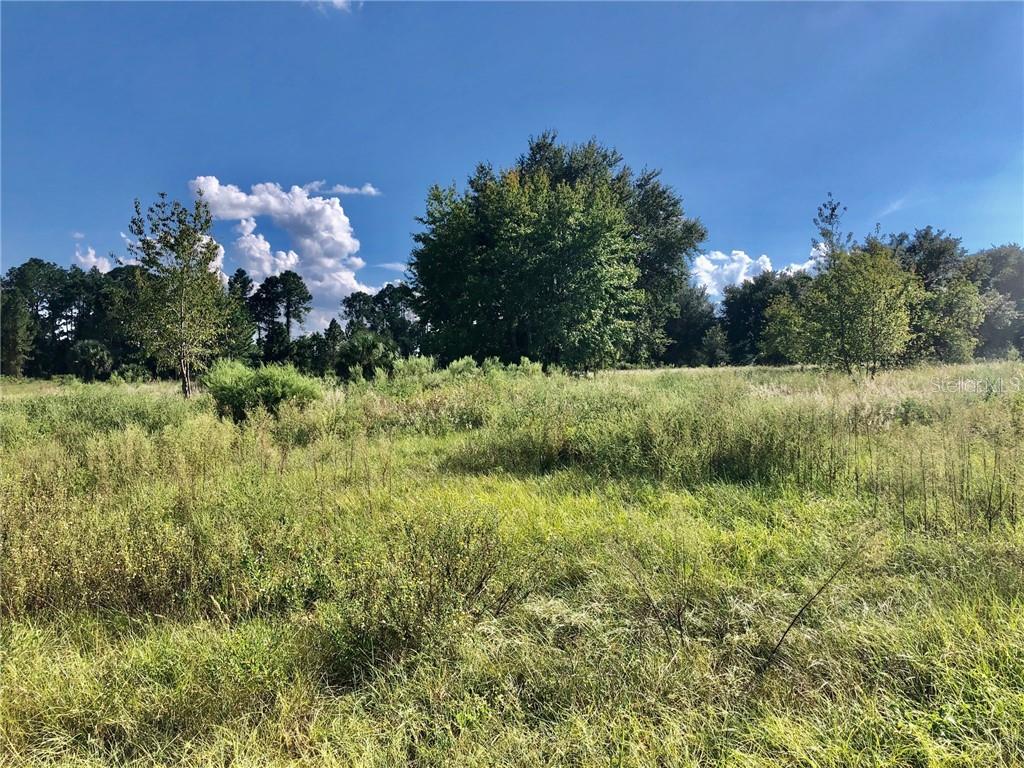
[1,362,1022,766]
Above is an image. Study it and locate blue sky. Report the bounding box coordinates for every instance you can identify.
[3,1,1022,328]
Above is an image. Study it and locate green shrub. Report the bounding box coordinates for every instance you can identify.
[69,340,113,382]
[447,356,479,379]
[204,360,322,421]
[116,363,152,384]
[392,355,437,380]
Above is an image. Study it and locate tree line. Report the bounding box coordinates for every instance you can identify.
[2,135,1022,390]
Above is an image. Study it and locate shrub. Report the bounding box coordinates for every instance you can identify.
[447,356,479,379]
[116,363,152,384]
[204,360,322,421]
[69,340,113,382]
[392,355,437,380]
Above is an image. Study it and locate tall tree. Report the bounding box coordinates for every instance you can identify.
[127,193,228,397]
[410,134,704,369]
[276,270,312,341]
[661,282,717,366]
[0,286,34,376]
[962,244,1024,356]
[411,158,641,370]
[513,132,706,361]
[249,276,283,346]
[224,268,257,362]
[791,245,916,375]
[2,258,68,376]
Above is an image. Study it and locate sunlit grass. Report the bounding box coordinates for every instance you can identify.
[1,362,1022,766]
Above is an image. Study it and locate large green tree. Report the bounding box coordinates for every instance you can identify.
[0,286,34,376]
[127,193,228,397]
[962,243,1023,357]
[277,270,312,341]
[410,134,705,369]
[786,244,917,375]
[661,283,718,366]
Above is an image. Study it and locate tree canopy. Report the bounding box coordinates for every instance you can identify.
[409,133,705,369]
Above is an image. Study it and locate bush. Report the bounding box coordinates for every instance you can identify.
[446,356,479,379]
[204,360,322,421]
[116,363,152,384]
[69,340,113,382]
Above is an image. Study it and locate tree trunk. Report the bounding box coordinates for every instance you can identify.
[180,355,192,398]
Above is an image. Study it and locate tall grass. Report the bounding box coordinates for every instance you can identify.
[1,362,1022,765]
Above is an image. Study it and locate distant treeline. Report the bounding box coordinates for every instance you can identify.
[2,134,1022,389]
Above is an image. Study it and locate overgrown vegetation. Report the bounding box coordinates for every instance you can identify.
[2,361,1022,765]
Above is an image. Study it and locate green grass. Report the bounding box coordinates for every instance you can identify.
[1,363,1023,766]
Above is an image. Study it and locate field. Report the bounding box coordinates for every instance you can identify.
[2,362,1023,767]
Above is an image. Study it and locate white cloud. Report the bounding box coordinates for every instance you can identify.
[693,246,826,298]
[71,231,85,240]
[204,236,229,285]
[377,262,407,272]
[693,250,773,298]
[330,182,381,197]
[303,180,381,196]
[233,217,300,280]
[74,244,112,273]
[189,175,372,302]
[302,309,337,333]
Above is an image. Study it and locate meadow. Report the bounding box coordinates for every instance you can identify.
[1,361,1023,767]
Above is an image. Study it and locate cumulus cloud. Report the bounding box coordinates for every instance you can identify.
[693,246,827,298]
[74,244,112,273]
[205,236,229,285]
[233,217,300,280]
[189,176,372,301]
[693,250,773,298]
[302,309,338,333]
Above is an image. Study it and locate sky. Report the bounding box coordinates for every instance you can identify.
[3,1,1022,330]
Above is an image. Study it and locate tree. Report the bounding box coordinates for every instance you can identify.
[249,276,283,347]
[276,270,312,341]
[962,244,1023,356]
[0,287,33,376]
[795,246,916,375]
[336,327,398,381]
[127,193,228,397]
[227,268,254,304]
[661,282,717,366]
[906,277,984,363]
[812,192,853,264]
[721,271,811,364]
[513,132,707,361]
[69,339,113,382]
[1,258,68,377]
[341,282,423,356]
[763,294,809,365]
[410,134,704,368]
[700,325,730,367]
[898,226,966,289]
[224,269,257,363]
